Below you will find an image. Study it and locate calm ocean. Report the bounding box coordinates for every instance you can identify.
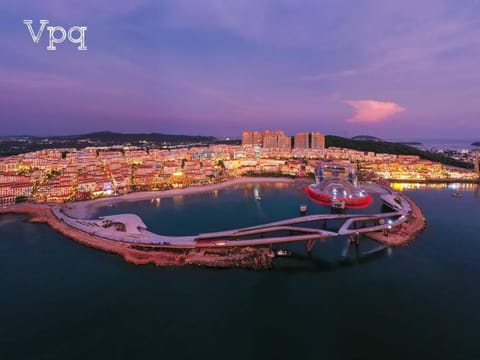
[1,182,479,359]
[389,138,478,151]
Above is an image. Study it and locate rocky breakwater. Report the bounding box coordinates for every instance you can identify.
[366,194,427,246]
[0,204,274,270]
[182,247,273,270]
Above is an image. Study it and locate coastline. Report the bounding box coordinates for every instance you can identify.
[0,176,427,269]
[0,203,274,269]
[387,178,479,184]
[63,176,296,219]
[365,193,427,246]
[0,177,297,269]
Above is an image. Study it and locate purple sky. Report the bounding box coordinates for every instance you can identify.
[1,0,480,139]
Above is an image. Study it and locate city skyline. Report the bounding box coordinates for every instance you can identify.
[2,1,480,138]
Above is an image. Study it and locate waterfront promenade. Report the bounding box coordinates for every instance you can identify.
[0,203,274,269]
[365,194,426,245]
[0,177,426,268]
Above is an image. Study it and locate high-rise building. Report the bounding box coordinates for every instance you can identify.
[241,131,254,146]
[311,132,325,150]
[242,131,265,147]
[278,134,291,150]
[262,131,277,148]
[243,130,320,150]
[252,131,263,147]
[294,132,309,149]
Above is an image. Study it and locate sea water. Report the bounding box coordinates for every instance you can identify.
[1,182,479,359]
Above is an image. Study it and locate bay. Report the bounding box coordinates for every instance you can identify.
[1,182,479,360]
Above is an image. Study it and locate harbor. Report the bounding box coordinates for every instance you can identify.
[2,169,479,360]
[0,178,426,269]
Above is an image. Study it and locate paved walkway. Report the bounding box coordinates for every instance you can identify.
[51,182,420,248]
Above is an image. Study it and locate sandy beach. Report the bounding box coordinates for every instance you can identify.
[63,176,296,219]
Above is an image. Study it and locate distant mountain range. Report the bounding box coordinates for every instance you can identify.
[327,135,472,169]
[1,131,217,143]
[0,131,220,156]
[351,135,422,145]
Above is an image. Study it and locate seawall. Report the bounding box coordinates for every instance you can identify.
[0,204,273,269]
[365,193,427,246]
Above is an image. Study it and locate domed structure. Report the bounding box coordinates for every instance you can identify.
[305,163,372,208]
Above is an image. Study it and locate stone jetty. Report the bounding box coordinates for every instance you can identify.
[0,204,273,269]
[365,194,427,246]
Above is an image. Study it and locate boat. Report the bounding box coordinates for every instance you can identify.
[299,204,307,214]
[451,192,462,198]
[254,186,261,200]
[276,249,291,257]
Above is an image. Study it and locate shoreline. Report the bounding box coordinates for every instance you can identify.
[0,177,297,270]
[63,176,296,219]
[0,177,427,269]
[0,203,274,269]
[365,193,427,246]
[387,179,479,184]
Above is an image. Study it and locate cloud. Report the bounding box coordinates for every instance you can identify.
[345,100,405,123]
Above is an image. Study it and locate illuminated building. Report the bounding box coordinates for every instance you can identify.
[278,134,291,150]
[262,131,277,148]
[252,131,263,147]
[310,132,325,150]
[241,131,253,146]
[306,162,372,208]
[294,132,309,149]
[474,151,479,177]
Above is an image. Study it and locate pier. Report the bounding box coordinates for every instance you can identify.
[0,182,426,269]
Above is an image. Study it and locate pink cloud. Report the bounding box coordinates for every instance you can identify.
[345,100,405,123]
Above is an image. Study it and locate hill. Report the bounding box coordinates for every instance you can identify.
[0,131,217,156]
[326,135,473,169]
[351,135,383,142]
[52,131,217,144]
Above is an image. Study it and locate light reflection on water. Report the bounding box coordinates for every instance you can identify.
[391,182,479,191]
[2,184,480,359]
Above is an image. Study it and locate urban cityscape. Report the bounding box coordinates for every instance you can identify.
[1,130,478,206]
